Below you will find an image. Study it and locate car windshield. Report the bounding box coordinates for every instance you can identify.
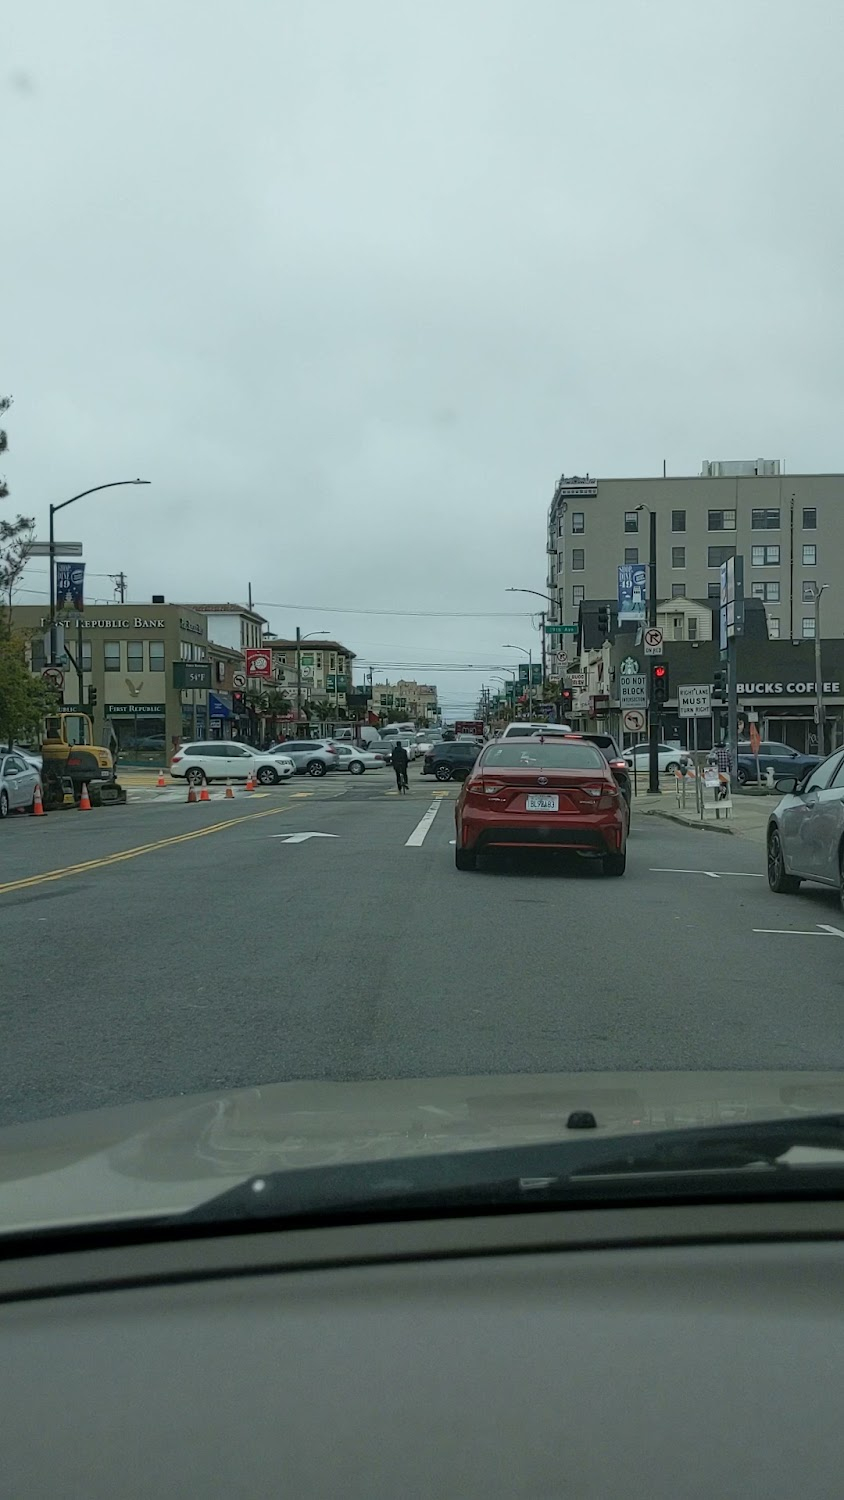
[483,742,605,770]
[3,2,843,1245]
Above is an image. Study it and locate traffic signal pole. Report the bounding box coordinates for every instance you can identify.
[647,509,660,794]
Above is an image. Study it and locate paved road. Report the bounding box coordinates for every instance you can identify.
[2,762,843,1127]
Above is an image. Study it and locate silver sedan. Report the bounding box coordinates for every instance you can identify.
[334,744,388,775]
[0,752,42,819]
[767,748,844,909]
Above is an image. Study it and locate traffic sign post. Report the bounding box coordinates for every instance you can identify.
[622,708,646,733]
[619,674,648,710]
[545,623,578,635]
[677,685,712,719]
[644,627,663,657]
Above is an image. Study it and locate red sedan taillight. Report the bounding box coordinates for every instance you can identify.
[467,779,506,796]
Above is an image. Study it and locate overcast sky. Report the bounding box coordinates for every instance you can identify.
[4,1,843,713]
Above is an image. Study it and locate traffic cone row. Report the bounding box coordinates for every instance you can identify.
[187,783,197,803]
[200,784,210,802]
[245,770,255,792]
[157,769,166,787]
[79,783,91,812]
[32,784,45,817]
[225,780,234,798]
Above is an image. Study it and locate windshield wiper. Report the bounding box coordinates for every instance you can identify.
[179,1114,844,1224]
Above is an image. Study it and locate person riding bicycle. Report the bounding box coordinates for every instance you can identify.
[390,740,409,794]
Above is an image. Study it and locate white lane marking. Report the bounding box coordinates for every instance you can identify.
[650,868,765,879]
[406,801,442,847]
[752,924,844,937]
[271,832,338,844]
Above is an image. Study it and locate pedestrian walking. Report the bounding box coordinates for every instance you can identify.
[391,740,409,794]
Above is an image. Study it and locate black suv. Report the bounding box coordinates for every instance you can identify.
[422,741,481,781]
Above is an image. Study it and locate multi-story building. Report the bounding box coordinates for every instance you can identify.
[546,463,841,676]
[369,679,438,721]
[15,600,212,760]
[262,639,356,711]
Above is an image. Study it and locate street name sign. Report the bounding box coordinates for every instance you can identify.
[678,684,712,719]
[545,623,578,635]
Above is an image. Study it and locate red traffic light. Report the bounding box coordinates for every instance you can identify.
[653,665,667,678]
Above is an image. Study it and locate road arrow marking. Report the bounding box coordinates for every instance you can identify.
[271,832,339,844]
[752,924,844,937]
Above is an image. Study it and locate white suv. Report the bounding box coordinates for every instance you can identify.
[171,742,295,787]
[497,721,573,740]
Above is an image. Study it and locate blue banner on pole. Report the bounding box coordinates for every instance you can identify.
[56,562,85,611]
[617,562,647,623]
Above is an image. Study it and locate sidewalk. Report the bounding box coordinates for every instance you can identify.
[633,779,773,844]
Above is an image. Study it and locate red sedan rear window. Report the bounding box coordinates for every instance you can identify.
[482,742,606,770]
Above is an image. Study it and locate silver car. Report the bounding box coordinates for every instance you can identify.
[0,751,42,819]
[333,744,387,775]
[269,739,340,777]
[767,748,844,909]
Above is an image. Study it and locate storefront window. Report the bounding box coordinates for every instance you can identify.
[112,714,166,761]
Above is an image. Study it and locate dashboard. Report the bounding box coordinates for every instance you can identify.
[2,1200,843,1497]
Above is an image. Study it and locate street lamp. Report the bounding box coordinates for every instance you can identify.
[506,587,558,685]
[634,503,660,794]
[48,479,151,663]
[814,585,829,754]
[503,644,533,717]
[295,627,330,724]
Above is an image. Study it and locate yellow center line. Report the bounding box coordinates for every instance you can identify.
[0,805,289,897]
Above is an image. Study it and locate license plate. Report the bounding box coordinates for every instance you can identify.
[525,794,558,812]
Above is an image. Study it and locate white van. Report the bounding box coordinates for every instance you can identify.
[497,721,573,740]
[378,722,416,740]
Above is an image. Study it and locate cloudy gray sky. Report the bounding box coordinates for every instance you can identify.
[4,0,842,713]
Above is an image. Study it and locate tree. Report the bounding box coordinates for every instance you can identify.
[0,631,57,747]
[0,397,35,637]
[307,697,334,725]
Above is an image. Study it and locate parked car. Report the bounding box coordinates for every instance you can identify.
[497,721,573,740]
[766,748,844,908]
[422,741,482,781]
[454,736,628,874]
[333,744,387,775]
[0,751,42,818]
[170,742,295,786]
[268,739,341,777]
[623,742,690,775]
[736,740,822,786]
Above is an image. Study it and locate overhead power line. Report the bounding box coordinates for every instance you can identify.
[254,600,531,619]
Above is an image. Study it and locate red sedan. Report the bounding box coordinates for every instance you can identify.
[454,736,628,875]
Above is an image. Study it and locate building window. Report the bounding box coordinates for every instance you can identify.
[149,641,165,671]
[571,511,584,533]
[671,583,686,598]
[768,616,780,639]
[688,616,698,641]
[127,642,144,673]
[752,507,780,529]
[672,509,686,532]
[707,583,720,599]
[803,507,817,529]
[802,544,817,566]
[104,642,121,672]
[802,617,816,639]
[624,511,639,533]
[708,509,736,531]
[802,580,817,602]
[81,641,92,672]
[624,547,638,564]
[708,545,736,568]
[571,548,584,571]
[751,544,780,566]
[572,585,585,606]
[672,546,685,568]
[751,581,780,602]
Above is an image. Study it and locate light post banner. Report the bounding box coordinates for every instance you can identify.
[617,563,647,623]
[56,562,85,612]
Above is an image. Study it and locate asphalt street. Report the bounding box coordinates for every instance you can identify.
[1,761,843,1127]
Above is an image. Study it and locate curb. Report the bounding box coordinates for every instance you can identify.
[639,808,734,836]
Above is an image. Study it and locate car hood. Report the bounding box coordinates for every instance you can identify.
[1,1071,844,1235]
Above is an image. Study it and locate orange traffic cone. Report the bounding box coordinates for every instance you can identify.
[225,779,234,798]
[79,783,92,811]
[187,784,197,803]
[199,783,210,802]
[157,769,166,787]
[245,770,255,792]
[31,784,45,817]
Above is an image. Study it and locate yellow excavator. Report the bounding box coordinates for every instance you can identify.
[40,713,126,810]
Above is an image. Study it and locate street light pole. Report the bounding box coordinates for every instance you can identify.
[814,585,828,755]
[636,505,660,794]
[47,479,150,664]
[294,628,330,728]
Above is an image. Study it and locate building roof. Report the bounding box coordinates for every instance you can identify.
[263,638,356,658]
[190,603,268,624]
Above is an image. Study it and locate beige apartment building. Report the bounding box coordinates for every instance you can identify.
[546,462,841,677]
[369,679,438,720]
[263,639,356,706]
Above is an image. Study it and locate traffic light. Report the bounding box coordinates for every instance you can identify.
[560,687,573,717]
[597,605,610,638]
[651,662,669,709]
[232,691,245,711]
[87,686,98,709]
[712,670,725,700]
